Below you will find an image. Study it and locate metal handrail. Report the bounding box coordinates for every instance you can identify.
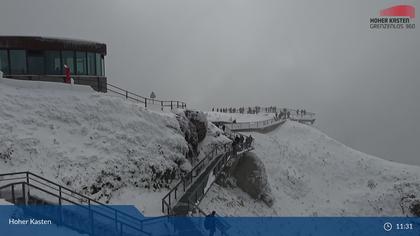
[212,106,315,117]
[225,117,286,131]
[0,171,154,235]
[0,181,151,236]
[106,83,187,109]
[161,143,229,215]
[223,109,316,132]
[161,131,254,215]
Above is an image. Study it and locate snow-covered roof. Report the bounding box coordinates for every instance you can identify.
[0,36,107,55]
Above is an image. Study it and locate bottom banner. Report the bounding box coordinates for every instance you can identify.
[0,205,419,236]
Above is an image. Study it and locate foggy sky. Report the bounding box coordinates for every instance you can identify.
[1,0,419,165]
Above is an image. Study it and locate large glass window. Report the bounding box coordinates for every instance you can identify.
[62,51,75,74]
[27,51,45,75]
[0,50,9,74]
[95,53,102,76]
[87,52,96,75]
[76,51,87,75]
[101,56,105,76]
[9,50,27,74]
[45,51,62,74]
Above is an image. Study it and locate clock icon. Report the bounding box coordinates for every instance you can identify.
[384,222,393,232]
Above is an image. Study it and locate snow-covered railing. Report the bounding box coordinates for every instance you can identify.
[161,143,231,215]
[212,106,316,117]
[225,117,286,132]
[223,111,315,132]
[106,83,187,110]
[0,171,151,236]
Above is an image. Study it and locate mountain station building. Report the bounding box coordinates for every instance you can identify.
[0,36,107,92]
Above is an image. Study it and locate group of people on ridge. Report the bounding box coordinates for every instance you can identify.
[274,109,291,121]
[232,134,253,153]
[296,109,307,117]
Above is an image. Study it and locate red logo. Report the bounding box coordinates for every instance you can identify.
[380,5,415,18]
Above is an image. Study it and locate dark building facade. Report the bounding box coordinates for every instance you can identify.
[0,36,107,92]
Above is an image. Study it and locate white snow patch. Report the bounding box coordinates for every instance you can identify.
[0,198,12,205]
[0,78,189,216]
[201,121,420,216]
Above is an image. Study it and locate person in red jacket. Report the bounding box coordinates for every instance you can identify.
[64,65,71,84]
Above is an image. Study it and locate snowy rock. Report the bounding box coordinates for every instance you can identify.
[410,202,420,216]
[175,110,208,162]
[185,110,207,142]
[232,152,273,207]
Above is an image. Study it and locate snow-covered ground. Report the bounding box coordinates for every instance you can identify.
[0,78,191,216]
[2,76,419,218]
[201,121,420,216]
[0,198,12,205]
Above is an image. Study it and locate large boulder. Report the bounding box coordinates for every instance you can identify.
[233,152,274,206]
[175,110,208,161]
[185,110,207,142]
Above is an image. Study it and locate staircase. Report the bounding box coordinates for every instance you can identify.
[0,171,152,236]
[161,131,253,216]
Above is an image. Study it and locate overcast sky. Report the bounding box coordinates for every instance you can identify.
[1,0,419,165]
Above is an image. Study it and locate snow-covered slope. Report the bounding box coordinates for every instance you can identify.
[201,121,420,216]
[0,78,190,215]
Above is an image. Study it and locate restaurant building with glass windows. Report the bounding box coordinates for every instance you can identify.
[0,36,107,92]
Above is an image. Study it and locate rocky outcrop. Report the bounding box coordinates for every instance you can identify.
[230,152,274,206]
[411,202,420,216]
[175,110,208,161]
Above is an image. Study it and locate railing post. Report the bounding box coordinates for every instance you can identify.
[162,200,165,213]
[125,91,128,99]
[22,183,27,205]
[89,199,94,235]
[11,185,15,204]
[177,101,179,109]
[115,210,118,234]
[26,172,30,198]
[58,186,62,225]
[161,101,164,111]
[195,191,198,204]
[171,101,173,110]
[145,98,147,108]
[59,186,62,205]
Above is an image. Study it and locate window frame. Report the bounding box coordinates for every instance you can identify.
[0,49,10,74]
[62,50,76,75]
[75,51,88,75]
[45,50,63,75]
[9,49,27,75]
[27,50,46,75]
